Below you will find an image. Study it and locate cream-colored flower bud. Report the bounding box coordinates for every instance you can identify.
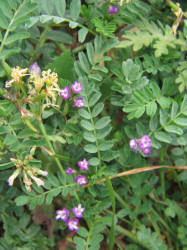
[30,145,36,156]
[33,168,48,177]
[31,176,45,187]
[11,66,28,86]
[23,172,32,192]
[7,168,21,186]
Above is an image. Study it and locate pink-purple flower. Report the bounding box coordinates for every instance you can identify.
[66,167,75,175]
[75,175,87,186]
[139,135,152,150]
[71,81,82,93]
[129,135,152,155]
[56,208,69,222]
[129,138,138,153]
[59,86,71,100]
[66,218,79,231]
[30,62,41,77]
[72,204,85,218]
[108,5,119,15]
[73,97,85,109]
[78,158,89,171]
[142,147,152,155]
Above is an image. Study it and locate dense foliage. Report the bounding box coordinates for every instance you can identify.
[0,0,187,249]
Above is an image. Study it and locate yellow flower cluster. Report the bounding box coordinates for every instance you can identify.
[6,66,28,87]
[5,64,60,109]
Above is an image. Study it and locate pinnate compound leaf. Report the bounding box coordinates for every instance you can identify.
[41,0,54,15]
[89,157,99,166]
[73,236,86,250]
[0,48,21,59]
[146,102,157,117]
[92,102,104,118]
[47,174,60,187]
[95,117,111,130]
[88,73,102,82]
[55,0,66,17]
[0,10,8,29]
[89,92,101,107]
[134,106,145,118]
[5,32,30,45]
[78,27,88,43]
[99,141,113,151]
[1,1,12,19]
[0,126,11,134]
[86,42,95,65]
[78,52,90,73]
[174,117,187,126]
[79,109,90,119]
[181,94,187,114]
[149,115,158,131]
[70,0,81,21]
[157,96,171,109]
[4,134,18,145]
[164,125,183,135]
[97,125,112,139]
[154,131,172,143]
[15,195,31,206]
[83,131,96,142]
[171,101,178,119]
[137,225,167,250]
[159,109,168,126]
[77,227,88,238]
[84,144,97,153]
[0,162,14,170]
[81,120,93,131]
[46,189,61,205]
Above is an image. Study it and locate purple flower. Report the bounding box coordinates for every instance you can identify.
[56,208,69,222]
[29,62,41,77]
[129,138,138,153]
[75,175,87,186]
[78,158,89,171]
[139,135,152,150]
[108,5,119,15]
[142,147,152,155]
[73,97,85,109]
[72,204,85,218]
[66,167,75,175]
[66,218,79,231]
[71,81,82,93]
[59,86,71,100]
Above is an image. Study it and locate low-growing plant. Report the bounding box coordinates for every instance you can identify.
[0,0,187,249]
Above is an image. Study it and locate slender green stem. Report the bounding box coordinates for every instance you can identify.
[151,208,176,237]
[85,224,93,250]
[54,153,74,163]
[38,120,65,176]
[115,225,149,249]
[54,41,69,52]
[107,209,133,227]
[148,213,161,236]
[72,43,87,54]
[114,190,129,209]
[160,169,166,200]
[74,191,80,203]
[105,176,116,250]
